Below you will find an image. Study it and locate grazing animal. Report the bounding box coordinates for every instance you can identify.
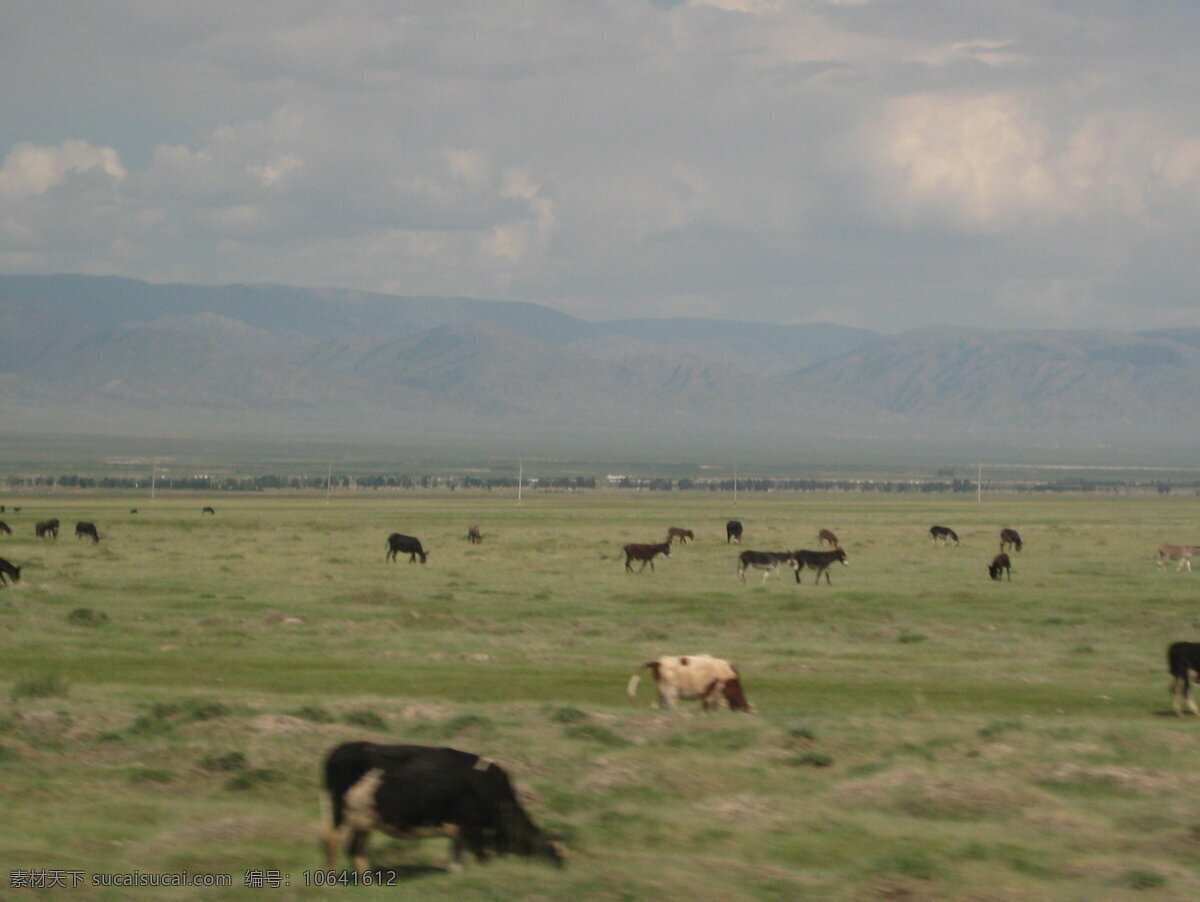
[12,507,20,513]
[818,528,841,549]
[929,525,959,547]
[1157,544,1200,573]
[737,550,799,584]
[202,506,215,516]
[35,518,59,539]
[622,541,671,572]
[467,525,482,544]
[989,553,1012,581]
[321,741,562,873]
[793,547,849,585]
[999,528,1023,552]
[0,556,20,586]
[627,654,753,712]
[0,521,11,536]
[726,520,743,543]
[666,527,695,545]
[75,521,100,543]
[386,533,428,564]
[129,509,138,514]
[1168,642,1200,716]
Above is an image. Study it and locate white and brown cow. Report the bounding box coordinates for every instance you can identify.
[1157,544,1200,573]
[627,654,753,712]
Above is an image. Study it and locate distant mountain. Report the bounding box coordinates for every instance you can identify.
[784,327,1200,431]
[3,274,1200,451]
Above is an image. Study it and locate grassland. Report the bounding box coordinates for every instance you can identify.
[3,490,1200,900]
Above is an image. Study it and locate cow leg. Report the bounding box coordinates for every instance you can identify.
[347,829,371,875]
[321,825,343,868]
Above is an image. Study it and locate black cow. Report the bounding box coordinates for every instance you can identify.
[999,528,1023,552]
[793,547,849,585]
[930,525,959,547]
[386,533,428,563]
[0,521,11,536]
[989,552,1012,581]
[467,525,483,544]
[1168,642,1200,716]
[0,556,20,586]
[737,550,798,584]
[35,518,59,539]
[321,741,562,873]
[75,521,100,543]
[623,541,671,573]
[202,506,215,516]
[726,520,743,543]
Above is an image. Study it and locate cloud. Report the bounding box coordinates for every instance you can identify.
[0,140,126,200]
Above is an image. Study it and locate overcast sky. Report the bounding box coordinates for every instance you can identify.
[2,1,1199,332]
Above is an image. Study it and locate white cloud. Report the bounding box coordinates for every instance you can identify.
[0,140,126,200]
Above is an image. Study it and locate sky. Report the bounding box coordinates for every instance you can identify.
[2,1,1199,333]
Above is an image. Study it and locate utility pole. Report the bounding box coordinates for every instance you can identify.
[517,461,523,505]
[977,463,982,503]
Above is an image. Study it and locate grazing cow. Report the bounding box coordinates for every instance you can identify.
[0,521,10,536]
[999,528,1023,552]
[666,527,695,545]
[75,521,100,543]
[0,556,20,586]
[35,518,59,539]
[129,509,138,514]
[989,552,1012,581]
[202,506,215,516]
[623,541,671,573]
[818,528,841,549]
[1157,544,1200,573]
[627,654,753,712]
[737,550,799,584]
[386,533,428,564]
[929,525,959,547]
[726,520,743,543]
[1168,642,1200,716]
[467,525,482,544]
[321,741,562,873]
[793,547,849,585]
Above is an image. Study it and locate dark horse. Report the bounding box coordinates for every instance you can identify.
[999,528,1023,552]
[0,521,11,536]
[930,525,959,547]
[35,518,59,539]
[666,527,695,545]
[467,525,483,544]
[989,553,1012,581]
[726,520,744,544]
[0,556,21,586]
[793,548,849,585]
[75,521,100,543]
[623,542,671,573]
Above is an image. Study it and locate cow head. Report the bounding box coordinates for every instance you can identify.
[722,677,754,713]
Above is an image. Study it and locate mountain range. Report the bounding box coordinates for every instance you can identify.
[1,274,1197,457]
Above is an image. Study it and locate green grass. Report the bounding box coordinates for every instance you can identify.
[3,491,1200,899]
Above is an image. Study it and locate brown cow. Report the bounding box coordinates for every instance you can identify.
[666,527,695,545]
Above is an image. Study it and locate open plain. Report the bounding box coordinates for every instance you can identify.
[3,490,1200,900]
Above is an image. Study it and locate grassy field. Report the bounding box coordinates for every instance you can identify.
[3,490,1200,900]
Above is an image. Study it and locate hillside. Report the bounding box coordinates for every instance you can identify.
[2,274,1199,453]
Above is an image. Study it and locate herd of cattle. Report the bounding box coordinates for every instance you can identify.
[4,504,1200,875]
